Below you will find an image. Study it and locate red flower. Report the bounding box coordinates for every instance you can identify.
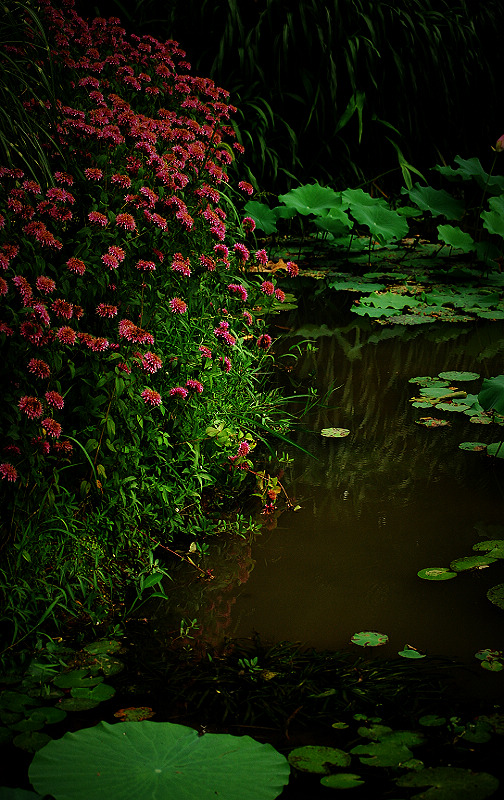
[116,213,136,231]
[169,297,187,314]
[36,276,56,294]
[56,326,76,345]
[0,463,18,482]
[42,418,62,438]
[96,303,118,318]
[260,281,274,296]
[141,388,162,406]
[27,358,50,378]
[88,211,108,226]
[169,386,188,399]
[238,181,254,195]
[67,257,86,275]
[186,379,203,394]
[19,395,43,419]
[45,391,64,410]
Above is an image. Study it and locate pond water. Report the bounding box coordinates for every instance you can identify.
[158,309,504,698]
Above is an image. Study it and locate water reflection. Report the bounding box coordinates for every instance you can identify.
[228,316,504,682]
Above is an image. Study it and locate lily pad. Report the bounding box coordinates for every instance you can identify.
[481,660,504,672]
[29,721,291,800]
[0,692,38,713]
[320,427,350,438]
[415,417,450,427]
[398,645,426,659]
[350,631,389,647]
[396,766,499,800]
[486,442,504,458]
[288,745,351,774]
[57,697,101,711]
[473,540,504,558]
[351,730,423,768]
[449,555,498,572]
[418,715,446,727]
[71,683,115,703]
[84,639,122,656]
[459,442,488,452]
[52,669,103,689]
[320,773,365,789]
[114,707,156,722]
[13,731,51,753]
[475,649,503,661]
[408,377,450,387]
[438,371,480,381]
[417,567,457,581]
[487,583,504,610]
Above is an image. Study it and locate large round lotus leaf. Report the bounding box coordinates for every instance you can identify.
[396,766,499,800]
[479,375,504,413]
[29,721,290,800]
[438,371,480,381]
[350,631,389,647]
[288,745,351,774]
[415,417,450,427]
[320,773,364,789]
[487,583,504,609]
[417,567,457,581]
[486,442,504,458]
[278,183,342,216]
[320,427,350,437]
[449,555,498,572]
[459,442,487,451]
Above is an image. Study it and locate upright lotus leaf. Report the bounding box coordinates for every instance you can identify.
[396,766,499,800]
[487,584,504,610]
[242,201,278,234]
[278,183,342,216]
[29,721,290,800]
[346,202,409,245]
[478,376,504,414]
[486,442,504,458]
[288,745,351,774]
[314,206,352,236]
[341,188,383,209]
[406,184,464,219]
[434,155,504,194]
[437,225,475,253]
[438,371,480,381]
[321,774,364,789]
[449,555,498,572]
[417,568,457,580]
[350,631,388,647]
[481,196,504,238]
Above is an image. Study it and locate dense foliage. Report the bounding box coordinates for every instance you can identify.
[0,0,297,655]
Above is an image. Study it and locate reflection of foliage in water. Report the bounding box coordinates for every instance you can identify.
[280,317,504,516]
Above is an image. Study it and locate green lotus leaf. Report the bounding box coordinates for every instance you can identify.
[29,721,290,800]
[479,375,504,413]
[412,401,435,409]
[288,745,351,774]
[0,692,38,713]
[13,731,51,753]
[438,371,480,381]
[362,291,420,310]
[475,649,503,661]
[473,541,504,558]
[350,631,389,647]
[460,720,493,743]
[406,184,464,219]
[418,715,446,727]
[0,789,43,799]
[71,683,115,702]
[486,442,504,458]
[327,277,385,292]
[243,201,278,234]
[417,567,457,580]
[481,205,504,238]
[437,225,475,252]
[331,722,350,730]
[419,387,453,398]
[357,724,393,740]
[0,727,14,745]
[398,646,426,659]
[458,442,487,451]
[351,731,423,768]
[320,773,364,789]
[481,660,504,672]
[349,202,408,245]
[396,766,499,800]
[476,310,504,320]
[26,707,67,726]
[279,182,342,216]
[415,418,450,427]
[57,697,101,711]
[320,427,350,438]
[450,555,498,572]
[53,669,103,689]
[89,657,125,677]
[114,707,156,722]
[84,639,122,656]
[434,155,504,192]
[487,583,504,609]
[436,402,470,412]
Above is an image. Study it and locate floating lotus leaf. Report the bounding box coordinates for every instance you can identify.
[479,375,504,414]
[398,645,426,659]
[415,418,450,427]
[351,731,423,768]
[114,707,156,722]
[450,555,498,572]
[0,692,38,713]
[409,376,450,387]
[473,541,504,558]
[320,773,364,789]
[90,657,125,677]
[460,720,493,743]
[396,766,499,800]
[357,724,393,740]
[331,722,350,730]
[476,310,504,320]
[71,683,115,703]
[29,721,290,800]
[417,567,457,581]
[288,745,351,774]
[0,789,42,799]
[459,442,488,451]
[419,387,453,398]
[487,583,504,609]
[486,442,504,458]
[84,639,122,656]
[438,371,480,381]
[418,715,446,727]
[469,416,492,424]
[436,402,470,412]
[57,697,101,711]
[13,731,51,753]
[412,401,435,408]
[481,660,504,672]
[475,649,503,661]
[320,427,350,438]
[23,707,67,726]
[350,631,388,647]
[53,670,103,689]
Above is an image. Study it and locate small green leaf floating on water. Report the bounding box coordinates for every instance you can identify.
[449,555,498,572]
[351,631,389,647]
[415,417,450,427]
[417,567,457,581]
[418,714,447,727]
[459,442,487,451]
[320,427,350,438]
[398,644,426,659]
[486,583,504,610]
[438,371,480,381]
[474,650,504,672]
[288,745,351,774]
[29,721,291,800]
[320,773,365,789]
[396,766,499,800]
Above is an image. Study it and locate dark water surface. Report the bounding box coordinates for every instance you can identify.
[224,316,504,684]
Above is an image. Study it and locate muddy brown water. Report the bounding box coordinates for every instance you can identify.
[225,316,504,690]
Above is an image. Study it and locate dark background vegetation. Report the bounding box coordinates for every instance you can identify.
[85,0,504,194]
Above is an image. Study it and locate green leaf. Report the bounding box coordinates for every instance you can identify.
[320,773,364,789]
[406,184,464,219]
[71,683,115,703]
[53,669,103,689]
[417,568,457,581]
[243,201,278,234]
[13,731,51,753]
[435,155,504,193]
[438,371,480,381]
[415,418,450,427]
[320,427,350,438]
[437,225,475,252]
[350,631,389,647]
[459,442,487,452]
[487,583,504,609]
[0,789,42,799]
[396,766,499,800]
[449,555,498,572]
[398,645,426,659]
[288,745,351,774]
[478,375,504,413]
[29,721,290,800]
[278,183,342,216]
[341,190,408,244]
[487,442,504,458]
[418,715,446,727]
